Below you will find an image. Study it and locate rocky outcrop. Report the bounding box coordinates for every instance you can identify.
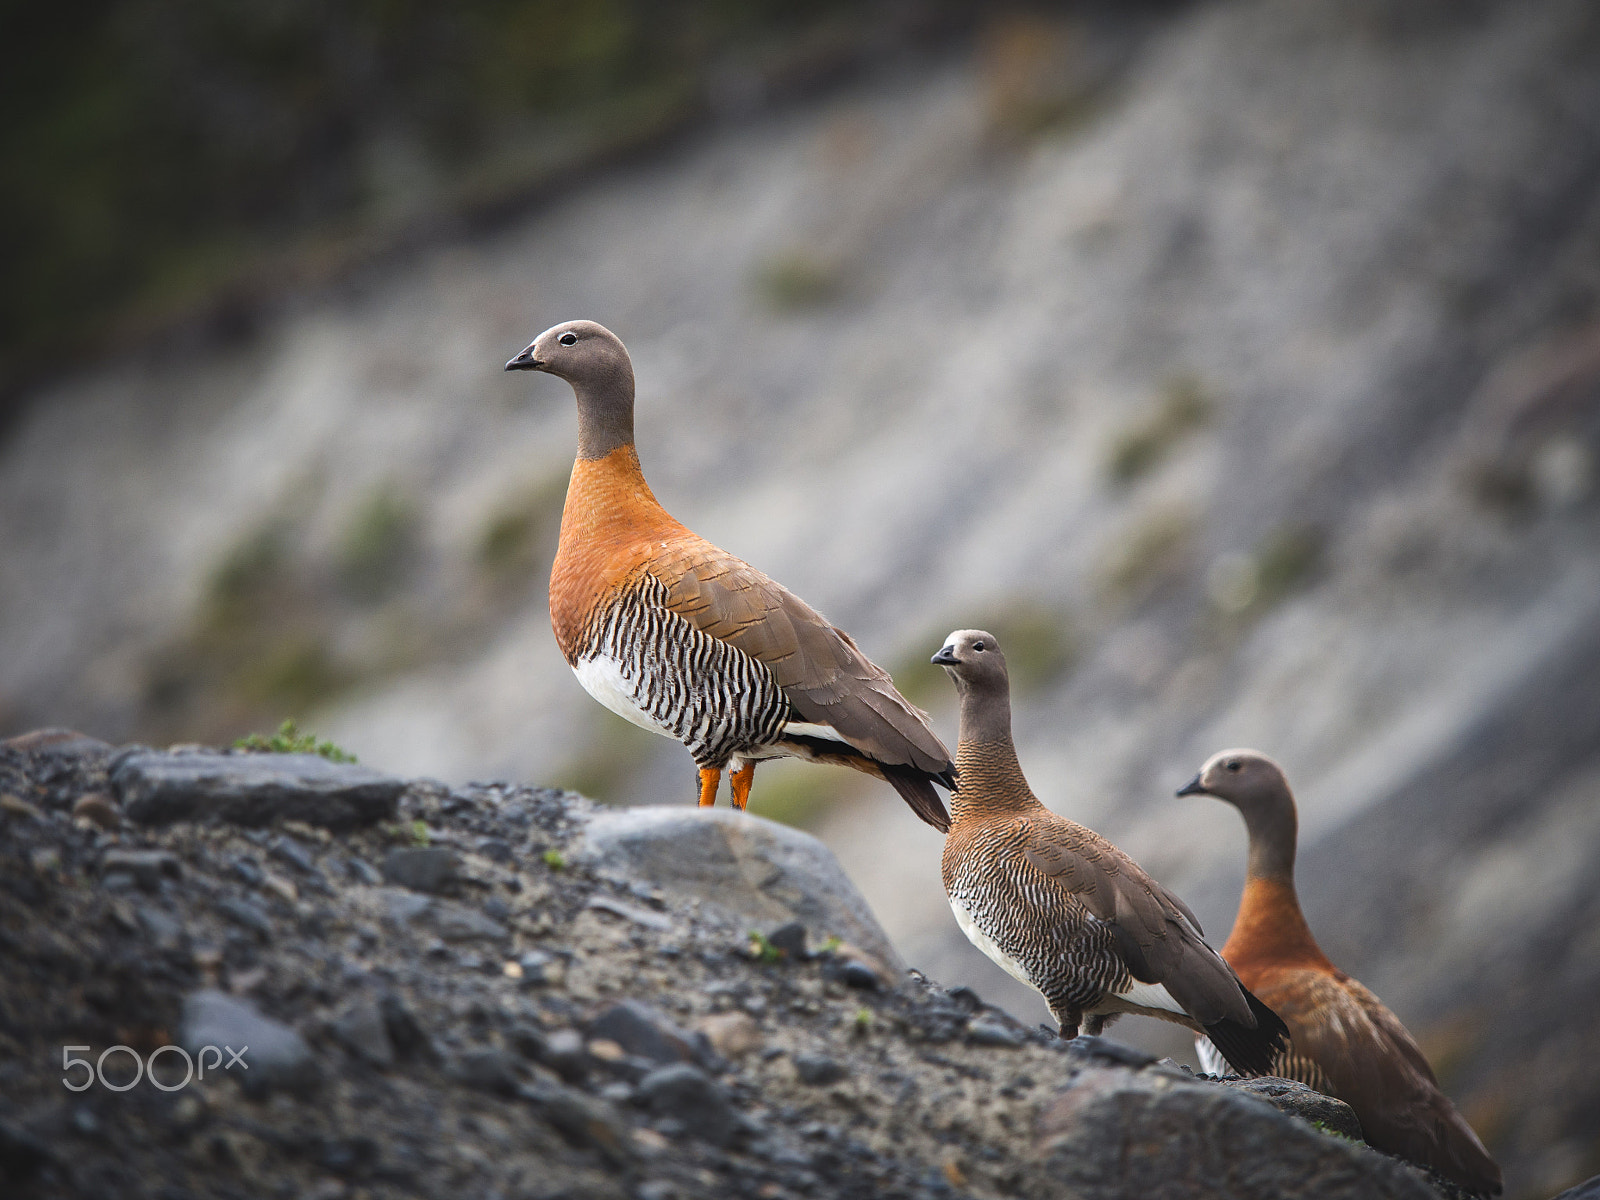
[110,749,404,830]
[576,806,906,975]
[1038,1064,1433,1200]
[0,734,1470,1199]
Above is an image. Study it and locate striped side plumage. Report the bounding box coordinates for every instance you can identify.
[581,573,791,769]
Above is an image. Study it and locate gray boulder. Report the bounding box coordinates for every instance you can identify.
[1038,1065,1437,1200]
[636,1064,736,1147]
[1223,1076,1365,1143]
[587,1000,702,1067]
[112,751,402,829]
[180,989,318,1098]
[381,846,460,894]
[574,807,903,973]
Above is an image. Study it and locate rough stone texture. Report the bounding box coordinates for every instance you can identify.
[1038,1065,1437,1200]
[0,740,1472,1199]
[2,729,113,758]
[1224,1076,1365,1143]
[967,1011,1028,1048]
[576,806,906,973]
[331,996,396,1068]
[586,1000,702,1068]
[180,989,318,1098]
[111,750,402,830]
[380,846,460,894]
[636,1063,737,1147]
[98,847,180,889]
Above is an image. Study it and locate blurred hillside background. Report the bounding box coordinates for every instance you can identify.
[4,1,1600,1194]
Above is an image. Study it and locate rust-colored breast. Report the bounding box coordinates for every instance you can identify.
[548,446,698,663]
[1220,876,1338,987]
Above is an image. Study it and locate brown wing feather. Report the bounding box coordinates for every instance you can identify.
[1021,816,1254,1028]
[1254,969,1501,1194]
[654,541,954,779]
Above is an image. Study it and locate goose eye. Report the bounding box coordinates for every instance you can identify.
[558,332,578,346]
[1226,760,1241,772]
[973,641,987,652]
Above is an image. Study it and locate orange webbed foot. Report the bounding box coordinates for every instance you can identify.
[697,767,722,807]
[729,763,755,811]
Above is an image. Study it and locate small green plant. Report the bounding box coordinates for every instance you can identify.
[818,935,844,956]
[747,930,783,964]
[1205,524,1325,619]
[853,1007,873,1033]
[476,475,568,580]
[753,251,841,312]
[410,819,431,847]
[337,483,418,602]
[1106,375,1213,485]
[234,719,356,763]
[1099,506,1197,606]
[542,848,566,870]
[207,524,288,623]
[895,600,1077,705]
[1309,1120,1359,1143]
[991,603,1077,693]
[1254,524,1324,604]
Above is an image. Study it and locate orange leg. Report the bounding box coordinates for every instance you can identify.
[729,763,756,811]
[697,767,722,807]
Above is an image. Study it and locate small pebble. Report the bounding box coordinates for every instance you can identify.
[261,871,298,904]
[587,1038,626,1063]
[696,1012,762,1060]
[765,922,808,960]
[839,961,880,990]
[346,857,383,886]
[269,837,315,874]
[0,793,42,820]
[231,857,264,887]
[966,1013,1025,1048]
[793,1054,847,1086]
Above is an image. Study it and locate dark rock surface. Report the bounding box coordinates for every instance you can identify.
[180,990,319,1098]
[380,846,460,894]
[0,736,1465,1199]
[110,749,403,829]
[1039,1064,1435,1200]
[1226,1076,1367,1142]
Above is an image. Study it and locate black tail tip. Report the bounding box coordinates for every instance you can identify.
[882,766,951,833]
[1205,988,1291,1078]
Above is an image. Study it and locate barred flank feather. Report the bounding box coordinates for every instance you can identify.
[584,574,791,769]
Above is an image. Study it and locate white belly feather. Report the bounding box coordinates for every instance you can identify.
[950,895,1037,990]
[572,653,847,762]
[572,654,675,739]
[1116,978,1188,1018]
